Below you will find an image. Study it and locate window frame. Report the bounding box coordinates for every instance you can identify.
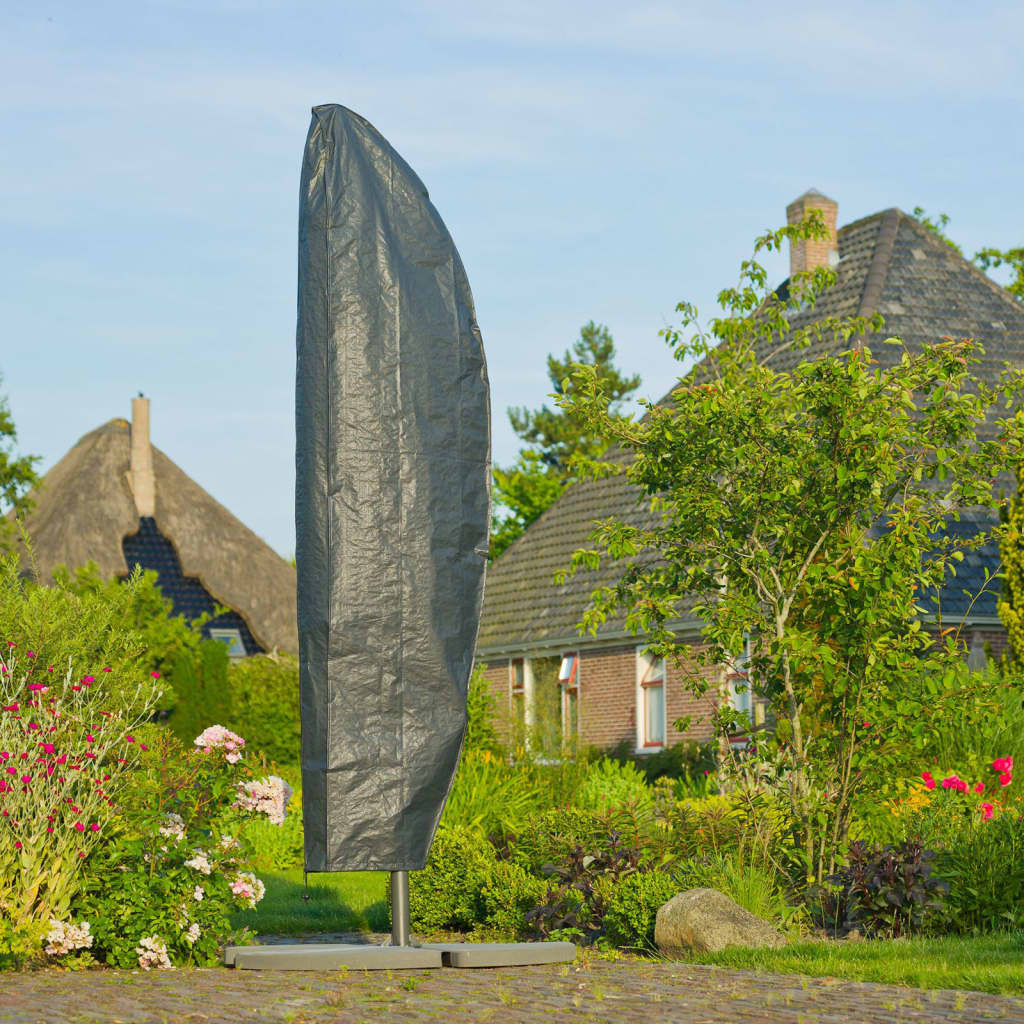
[635,647,666,751]
[558,652,580,746]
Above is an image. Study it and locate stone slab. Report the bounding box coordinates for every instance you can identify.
[423,941,577,968]
[224,943,442,970]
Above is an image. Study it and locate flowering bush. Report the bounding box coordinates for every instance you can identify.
[64,724,291,969]
[0,648,156,930]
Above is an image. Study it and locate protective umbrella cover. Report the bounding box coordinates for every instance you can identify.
[295,104,491,871]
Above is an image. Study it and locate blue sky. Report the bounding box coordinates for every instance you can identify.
[2,1,1022,559]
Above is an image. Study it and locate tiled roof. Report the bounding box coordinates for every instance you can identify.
[478,209,1024,656]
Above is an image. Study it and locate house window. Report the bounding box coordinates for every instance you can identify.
[636,649,666,750]
[209,627,246,659]
[510,658,526,734]
[558,652,579,746]
[727,636,753,719]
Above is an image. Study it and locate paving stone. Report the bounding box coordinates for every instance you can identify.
[0,958,1022,1023]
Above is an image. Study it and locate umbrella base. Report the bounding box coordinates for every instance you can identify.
[223,940,576,970]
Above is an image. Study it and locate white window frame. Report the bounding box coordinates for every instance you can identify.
[558,651,580,745]
[635,647,666,752]
[209,627,245,659]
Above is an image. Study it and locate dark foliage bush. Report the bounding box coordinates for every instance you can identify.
[524,830,642,944]
[826,840,948,937]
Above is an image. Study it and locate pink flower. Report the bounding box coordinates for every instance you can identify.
[993,756,1014,773]
[981,802,995,821]
[151,672,161,679]
[973,781,985,794]
[73,822,85,832]
[14,841,22,850]
[862,721,871,728]
[26,652,34,659]
[102,667,111,672]
[27,684,47,693]
[40,743,55,754]
[1000,772,1013,787]
[89,823,100,832]
[81,676,94,684]
[941,775,961,789]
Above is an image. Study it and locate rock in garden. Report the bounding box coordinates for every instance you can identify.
[654,888,786,956]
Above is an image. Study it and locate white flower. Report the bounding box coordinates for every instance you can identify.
[193,885,205,902]
[234,775,293,825]
[136,935,173,971]
[44,919,92,956]
[184,923,201,945]
[158,813,186,840]
[184,850,212,875]
[218,834,240,851]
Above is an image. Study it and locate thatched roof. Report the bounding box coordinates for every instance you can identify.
[16,417,298,653]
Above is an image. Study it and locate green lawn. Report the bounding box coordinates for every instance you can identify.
[683,933,1024,995]
[231,869,389,936]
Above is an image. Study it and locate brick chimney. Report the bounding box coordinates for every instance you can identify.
[129,395,156,518]
[786,189,838,277]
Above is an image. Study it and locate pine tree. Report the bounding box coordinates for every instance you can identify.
[490,322,640,559]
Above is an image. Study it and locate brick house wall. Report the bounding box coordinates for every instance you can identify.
[476,642,720,753]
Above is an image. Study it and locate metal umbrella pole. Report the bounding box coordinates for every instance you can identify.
[390,870,411,947]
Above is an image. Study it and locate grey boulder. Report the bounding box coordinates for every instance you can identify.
[654,888,786,956]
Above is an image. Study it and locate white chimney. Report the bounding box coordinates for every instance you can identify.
[129,395,156,517]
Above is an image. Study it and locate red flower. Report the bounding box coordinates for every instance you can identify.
[1000,772,1013,787]
[973,782,985,794]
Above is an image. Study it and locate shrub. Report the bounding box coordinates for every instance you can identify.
[608,739,717,785]
[221,652,301,766]
[53,560,209,712]
[505,807,608,875]
[408,826,494,933]
[0,646,156,930]
[0,553,162,710]
[523,830,641,944]
[72,724,291,968]
[477,860,546,940]
[825,840,948,937]
[167,639,230,748]
[577,758,653,814]
[0,919,44,970]
[603,868,681,949]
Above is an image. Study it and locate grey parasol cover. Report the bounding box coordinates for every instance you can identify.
[295,104,491,871]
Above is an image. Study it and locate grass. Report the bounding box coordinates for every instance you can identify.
[684,933,1024,995]
[230,868,389,935]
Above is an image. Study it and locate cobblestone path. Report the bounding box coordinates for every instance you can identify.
[1,958,1023,1024]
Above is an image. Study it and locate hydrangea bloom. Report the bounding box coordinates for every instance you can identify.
[136,935,173,971]
[184,850,212,875]
[44,919,93,956]
[230,872,266,910]
[234,775,293,825]
[193,725,246,764]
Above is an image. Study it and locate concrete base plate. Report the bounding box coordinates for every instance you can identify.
[423,941,577,968]
[224,943,441,970]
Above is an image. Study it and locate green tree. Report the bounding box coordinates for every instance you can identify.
[557,211,1024,884]
[998,460,1024,663]
[491,322,640,559]
[0,377,40,550]
[53,561,211,710]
